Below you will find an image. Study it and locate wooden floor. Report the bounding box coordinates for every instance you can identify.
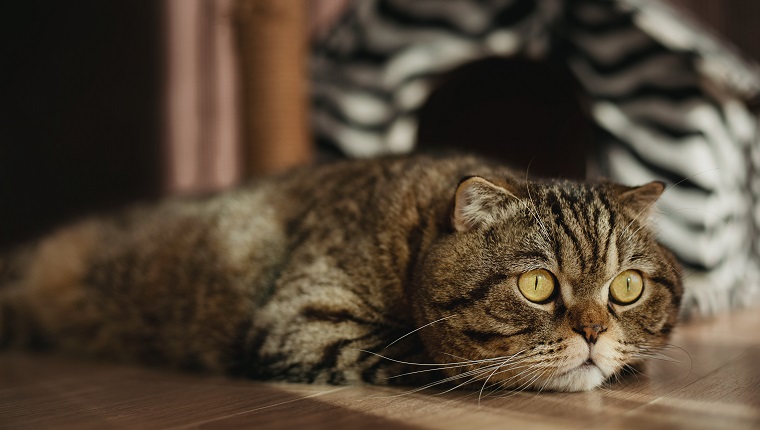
[2,306,760,430]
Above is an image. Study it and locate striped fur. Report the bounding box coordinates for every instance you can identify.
[0,155,682,392]
[412,174,682,391]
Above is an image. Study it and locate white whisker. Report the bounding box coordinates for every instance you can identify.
[477,350,529,403]
[522,160,552,241]
[383,314,456,349]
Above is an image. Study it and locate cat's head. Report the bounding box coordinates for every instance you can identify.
[411,175,683,392]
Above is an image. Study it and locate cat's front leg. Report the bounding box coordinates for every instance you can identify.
[248,319,431,385]
[244,271,425,385]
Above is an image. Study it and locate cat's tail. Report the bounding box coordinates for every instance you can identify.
[0,285,45,350]
[0,245,43,349]
[0,241,36,287]
[0,222,99,350]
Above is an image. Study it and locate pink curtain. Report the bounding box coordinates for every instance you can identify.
[164,0,242,194]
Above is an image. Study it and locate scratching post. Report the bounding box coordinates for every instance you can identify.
[235,0,312,176]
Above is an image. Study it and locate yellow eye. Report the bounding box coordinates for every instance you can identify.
[518,269,556,303]
[609,270,644,305]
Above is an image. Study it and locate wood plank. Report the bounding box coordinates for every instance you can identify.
[0,353,337,430]
[602,346,760,429]
[2,306,760,429]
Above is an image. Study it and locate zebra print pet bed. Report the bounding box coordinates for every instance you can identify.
[311,0,760,316]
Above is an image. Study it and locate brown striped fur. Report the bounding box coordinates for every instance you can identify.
[0,154,682,391]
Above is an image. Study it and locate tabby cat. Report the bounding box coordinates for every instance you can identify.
[0,154,682,392]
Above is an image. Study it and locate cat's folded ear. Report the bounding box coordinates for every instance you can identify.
[452,176,519,232]
[614,181,666,217]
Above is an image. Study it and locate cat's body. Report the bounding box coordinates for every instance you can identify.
[0,155,683,391]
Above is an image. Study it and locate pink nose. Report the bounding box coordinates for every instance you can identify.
[567,305,610,344]
[574,324,606,344]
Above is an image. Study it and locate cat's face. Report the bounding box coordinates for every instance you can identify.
[411,176,683,392]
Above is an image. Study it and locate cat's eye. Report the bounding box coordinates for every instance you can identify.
[609,270,644,305]
[517,269,556,303]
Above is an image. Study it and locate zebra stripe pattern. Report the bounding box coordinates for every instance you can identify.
[311,0,760,315]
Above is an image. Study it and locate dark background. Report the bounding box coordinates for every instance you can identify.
[0,1,163,250]
[1,1,759,251]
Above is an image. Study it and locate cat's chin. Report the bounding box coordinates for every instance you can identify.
[539,363,607,392]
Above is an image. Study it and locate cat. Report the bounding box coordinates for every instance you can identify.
[0,154,683,392]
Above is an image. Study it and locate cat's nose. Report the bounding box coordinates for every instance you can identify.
[573,324,606,344]
[568,306,609,344]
